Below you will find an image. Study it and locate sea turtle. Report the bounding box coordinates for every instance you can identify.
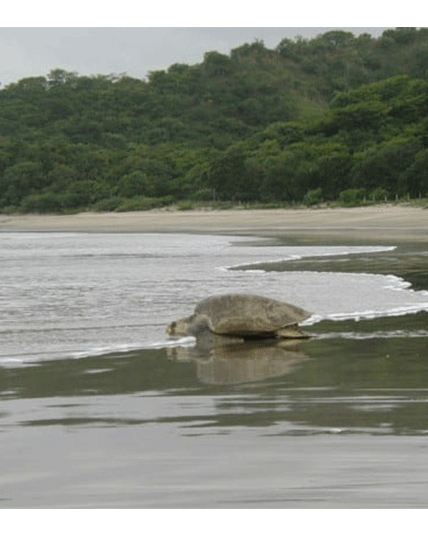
[167,293,312,342]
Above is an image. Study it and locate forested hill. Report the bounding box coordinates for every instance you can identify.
[1,27,428,213]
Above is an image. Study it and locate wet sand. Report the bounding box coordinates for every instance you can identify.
[3,423,428,508]
[1,205,428,243]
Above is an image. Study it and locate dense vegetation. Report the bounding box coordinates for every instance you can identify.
[2,27,428,213]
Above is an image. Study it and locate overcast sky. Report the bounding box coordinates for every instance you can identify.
[0,26,395,88]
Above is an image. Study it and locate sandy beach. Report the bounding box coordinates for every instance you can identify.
[1,204,428,243]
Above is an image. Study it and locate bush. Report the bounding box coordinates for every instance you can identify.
[20,192,64,213]
[338,188,366,206]
[59,192,87,209]
[370,187,388,202]
[213,201,235,210]
[177,201,195,211]
[92,197,125,212]
[303,188,323,206]
[0,205,19,214]
[192,188,214,201]
[116,196,174,212]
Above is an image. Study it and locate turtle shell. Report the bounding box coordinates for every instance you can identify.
[194,294,311,336]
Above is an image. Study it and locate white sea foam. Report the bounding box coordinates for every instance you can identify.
[316,329,428,340]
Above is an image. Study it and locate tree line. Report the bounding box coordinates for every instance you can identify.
[1,27,428,213]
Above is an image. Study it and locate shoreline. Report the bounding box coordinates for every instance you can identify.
[1,205,428,244]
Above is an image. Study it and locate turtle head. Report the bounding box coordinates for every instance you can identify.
[167,314,211,338]
[167,316,192,337]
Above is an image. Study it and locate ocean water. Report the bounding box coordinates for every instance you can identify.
[1,232,428,507]
[1,232,428,366]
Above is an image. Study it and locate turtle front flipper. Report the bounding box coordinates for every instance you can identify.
[276,324,311,339]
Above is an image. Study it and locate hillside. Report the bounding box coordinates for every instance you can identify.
[1,27,428,213]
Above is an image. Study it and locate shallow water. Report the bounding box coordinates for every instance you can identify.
[1,232,428,507]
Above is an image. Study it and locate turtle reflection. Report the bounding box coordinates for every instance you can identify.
[167,340,309,385]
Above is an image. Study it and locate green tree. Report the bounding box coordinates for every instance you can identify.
[3,29,428,212]
[202,51,233,77]
[207,144,257,201]
[47,69,78,88]
[0,161,45,206]
[117,171,150,197]
[47,163,78,192]
[398,148,428,197]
